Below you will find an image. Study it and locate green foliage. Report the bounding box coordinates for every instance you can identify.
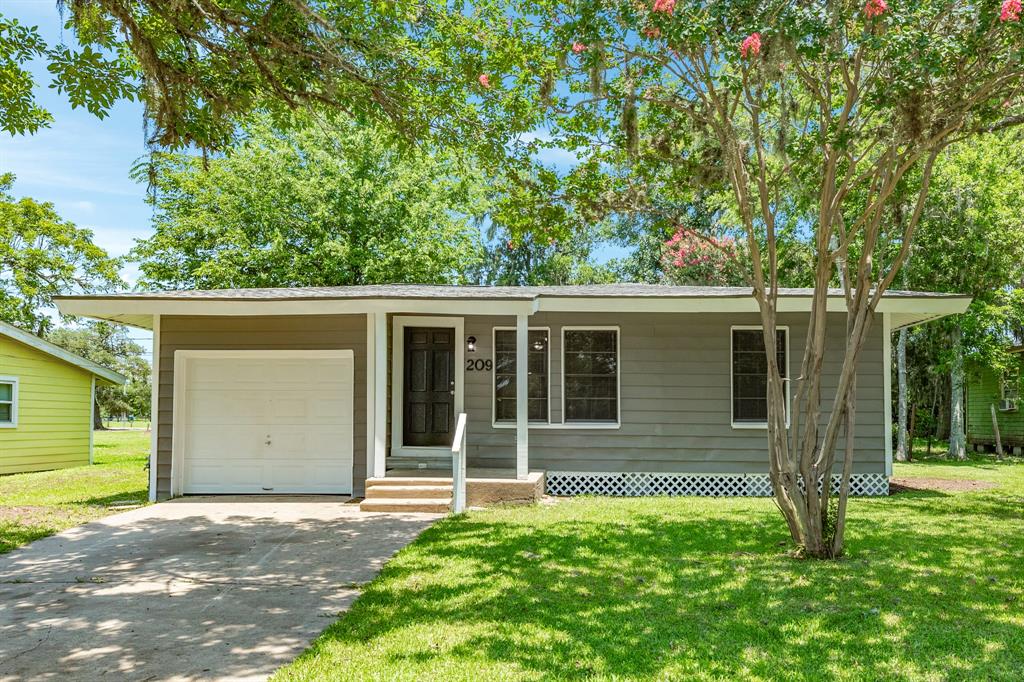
[0,16,53,135]
[902,133,1024,375]
[0,174,122,334]
[47,322,150,420]
[3,0,531,150]
[130,116,486,289]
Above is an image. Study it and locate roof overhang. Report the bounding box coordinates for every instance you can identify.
[54,290,970,332]
[0,321,128,385]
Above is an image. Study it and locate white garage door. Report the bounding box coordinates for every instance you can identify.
[178,350,354,494]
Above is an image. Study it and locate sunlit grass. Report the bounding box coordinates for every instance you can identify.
[0,430,149,554]
[277,447,1024,681]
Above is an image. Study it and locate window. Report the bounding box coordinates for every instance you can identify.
[563,328,619,424]
[0,377,17,428]
[731,328,788,426]
[494,328,550,423]
[1002,368,1021,402]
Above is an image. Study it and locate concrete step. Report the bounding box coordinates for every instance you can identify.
[359,497,451,513]
[365,485,453,499]
[386,456,451,469]
[365,476,452,488]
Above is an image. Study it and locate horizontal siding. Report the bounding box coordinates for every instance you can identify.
[156,314,367,499]
[0,337,92,473]
[967,365,1024,446]
[462,311,886,475]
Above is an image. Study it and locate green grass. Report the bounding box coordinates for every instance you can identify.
[0,430,150,554]
[276,445,1024,681]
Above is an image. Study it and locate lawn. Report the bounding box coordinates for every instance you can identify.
[0,429,150,554]
[277,445,1024,681]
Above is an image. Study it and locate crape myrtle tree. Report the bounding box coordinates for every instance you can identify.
[478,0,1024,557]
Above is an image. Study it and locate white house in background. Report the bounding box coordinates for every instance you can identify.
[55,284,969,510]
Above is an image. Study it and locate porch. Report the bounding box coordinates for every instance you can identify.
[359,468,546,513]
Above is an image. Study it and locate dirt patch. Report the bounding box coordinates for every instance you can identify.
[889,477,998,494]
[0,506,64,526]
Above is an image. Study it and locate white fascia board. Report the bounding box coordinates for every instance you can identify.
[55,292,969,326]
[55,297,537,321]
[0,320,128,384]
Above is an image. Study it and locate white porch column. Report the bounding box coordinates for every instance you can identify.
[372,312,388,479]
[148,314,160,502]
[516,312,529,479]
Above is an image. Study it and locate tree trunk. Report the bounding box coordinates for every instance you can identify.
[895,327,909,462]
[907,403,916,462]
[93,398,105,431]
[948,330,967,460]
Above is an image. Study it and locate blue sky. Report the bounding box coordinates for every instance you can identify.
[2,1,152,286]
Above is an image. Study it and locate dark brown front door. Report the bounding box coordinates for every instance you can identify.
[403,327,455,447]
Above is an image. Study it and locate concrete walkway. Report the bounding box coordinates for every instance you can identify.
[0,497,440,681]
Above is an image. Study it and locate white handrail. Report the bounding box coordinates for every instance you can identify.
[451,413,468,513]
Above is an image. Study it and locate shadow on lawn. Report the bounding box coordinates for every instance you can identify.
[299,494,1024,680]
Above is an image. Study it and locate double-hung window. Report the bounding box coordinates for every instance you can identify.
[493,328,550,424]
[0,377,18,428]
[731,327,788,427]
[1002,367,1021,404]
[563,327,619,425]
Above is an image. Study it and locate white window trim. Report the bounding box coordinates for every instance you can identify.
[491,326,552,428]
[0,376,18,428]
[560,326,622,429]
[391,316,465,457]
[1002,367,1021,401]
[730,325,791,430]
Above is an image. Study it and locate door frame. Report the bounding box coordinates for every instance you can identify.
[170,349,355,497]
[391,316,465,458]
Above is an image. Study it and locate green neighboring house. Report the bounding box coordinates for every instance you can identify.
[967,346,1024,455]
[0,320,127,475]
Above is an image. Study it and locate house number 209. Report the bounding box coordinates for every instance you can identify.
[466,359,492,371]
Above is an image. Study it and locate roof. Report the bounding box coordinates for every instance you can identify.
[61,283,967,302]
[53,283,972,331]
[0,321,128,385]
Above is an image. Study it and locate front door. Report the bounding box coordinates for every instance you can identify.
[403,327,455,446]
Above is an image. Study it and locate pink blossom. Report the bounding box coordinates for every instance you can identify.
[864,0,888,18]
[740,32,762,59]
[572,42,588,54]
[652,0,675,15]
[478,73,491,88]
[1001,0,1022,21]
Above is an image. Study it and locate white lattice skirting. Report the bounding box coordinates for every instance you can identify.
[545,472,890,497]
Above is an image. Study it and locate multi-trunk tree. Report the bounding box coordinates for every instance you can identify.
[476,0,1024,557]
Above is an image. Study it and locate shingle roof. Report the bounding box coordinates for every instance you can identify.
[59,283,967,301]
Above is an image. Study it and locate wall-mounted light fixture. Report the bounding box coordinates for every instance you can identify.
[466,336,477,353]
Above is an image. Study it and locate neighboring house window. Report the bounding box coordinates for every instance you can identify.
[1003,368,1021,403]
[494,328,550,424]
[0,377,18,428]
[563,327,619,424]
[732,328,788,426]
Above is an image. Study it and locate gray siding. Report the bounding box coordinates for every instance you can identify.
[462,312,886,475]
[156,315,367,499]
[155,310,886,500]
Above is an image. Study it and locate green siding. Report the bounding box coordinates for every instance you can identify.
[966,363,1024,447]
[0,336,93,474]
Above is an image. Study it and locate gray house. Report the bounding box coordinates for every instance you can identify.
[56,284,968,510]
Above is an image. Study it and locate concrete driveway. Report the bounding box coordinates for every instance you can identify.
[0,497,440,681]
